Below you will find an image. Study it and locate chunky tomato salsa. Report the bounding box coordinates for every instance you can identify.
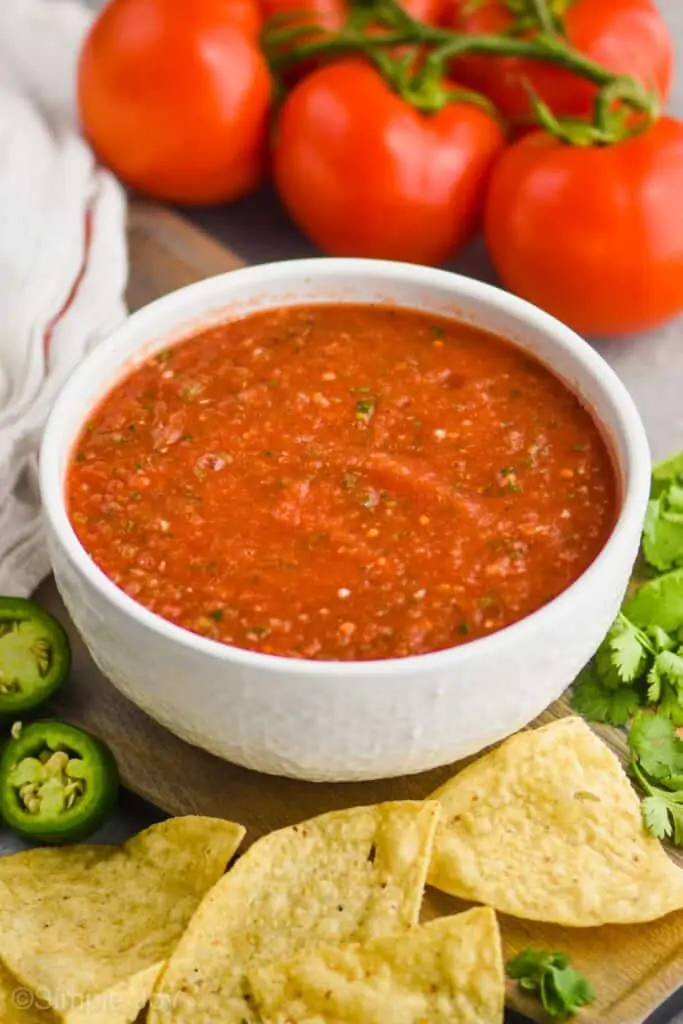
[67,304,617,661]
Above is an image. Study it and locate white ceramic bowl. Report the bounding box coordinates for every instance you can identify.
[40,259,651,782]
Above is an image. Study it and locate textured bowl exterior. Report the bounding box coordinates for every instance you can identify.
[40,260,651,781]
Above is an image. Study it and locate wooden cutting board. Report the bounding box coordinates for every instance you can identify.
[37,199,683,1024]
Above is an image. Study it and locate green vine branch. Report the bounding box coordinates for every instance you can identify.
[502,0,574,36]
[263,0,659,140]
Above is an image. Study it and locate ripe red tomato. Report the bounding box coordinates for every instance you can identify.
[450,0,673,123]
[484,117,683,337]
[273,59,505,265]
[79,0,271,205]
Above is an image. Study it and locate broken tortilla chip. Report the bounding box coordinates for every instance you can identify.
[149,800,439,1024]
[428,717,683,926]
[0,816,245,1023]
[247,907,504,1024]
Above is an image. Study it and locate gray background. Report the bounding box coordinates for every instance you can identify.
[11,2,683,1021]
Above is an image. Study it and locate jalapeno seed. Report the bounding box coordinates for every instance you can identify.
[9,748,87,818]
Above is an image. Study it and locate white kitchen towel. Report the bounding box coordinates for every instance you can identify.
[0,0,128,596]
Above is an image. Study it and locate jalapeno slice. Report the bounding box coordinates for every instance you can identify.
[0,598,71,713]
[0,720,119,844]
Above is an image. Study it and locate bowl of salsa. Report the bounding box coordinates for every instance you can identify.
[40,259,650,781]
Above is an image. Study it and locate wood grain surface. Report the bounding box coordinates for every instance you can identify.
[39,198,683,1024]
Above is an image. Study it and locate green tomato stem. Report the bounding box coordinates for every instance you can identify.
[529,0,557,37]
[418,31,615,87]
[265,24,415,69]
[503,0,574,36]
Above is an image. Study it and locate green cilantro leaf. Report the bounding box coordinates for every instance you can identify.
[628,713,683,779]
[647,659,662,704]
[667,482,683,511]
[643,450,683,571]
[507,948,561,983]
[571,452,683,730]
[642,795,672,840]
[655,648,683,685]
[592,613,651,690]
[594,642,630,689]
[642,497,683,573]
[652,451,683,496]
[657,680,683,726]
[607,614,650,683]
[507,949,595,1019]
[632,772,683,846]
[625,569,683,634]
[628,713,683,845]
[570,668,642,726]
[544,965,595,1018]
[647,625,676,652]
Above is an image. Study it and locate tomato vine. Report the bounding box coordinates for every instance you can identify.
[263,0,659,140]
[501,0,574,36]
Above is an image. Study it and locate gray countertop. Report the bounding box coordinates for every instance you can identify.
[14,1,683,1020]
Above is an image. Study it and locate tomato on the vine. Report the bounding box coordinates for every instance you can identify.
[79,0,271,204]
[273,59,505,265]
[484,116,683,337]
[450,0,673,124]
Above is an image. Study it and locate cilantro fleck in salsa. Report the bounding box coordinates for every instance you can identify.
[66,304,618,661]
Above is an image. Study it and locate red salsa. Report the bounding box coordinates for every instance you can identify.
[67,304,618,661]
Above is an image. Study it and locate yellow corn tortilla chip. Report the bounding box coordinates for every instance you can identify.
[248,907,504,1024]
[0,816,245,1023]
[428,716,683,926]
[0,964,156,1024]
[150,800,439,1024]
[0,962,56,1024]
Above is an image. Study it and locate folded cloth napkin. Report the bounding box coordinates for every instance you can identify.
[0,0,128,597]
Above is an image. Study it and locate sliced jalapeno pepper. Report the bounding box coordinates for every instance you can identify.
[0,720,119,844]
[0,598,71,713]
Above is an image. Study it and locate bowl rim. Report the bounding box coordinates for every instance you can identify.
[40,257,652,678]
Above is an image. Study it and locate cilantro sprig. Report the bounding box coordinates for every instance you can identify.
[569,450,683,846]
[506,949,595,1019]
[628,713,683,845]
[570,605,683,728]
[643,452,683,573]
[570,451,683,728]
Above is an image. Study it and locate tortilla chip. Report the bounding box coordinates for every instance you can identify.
[58,967,162,1024]
[428,717,683,926]
[248,907,503,1024]
[0,962,56,1024]
[0,816,245,1023]
[149,800,439,1024]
